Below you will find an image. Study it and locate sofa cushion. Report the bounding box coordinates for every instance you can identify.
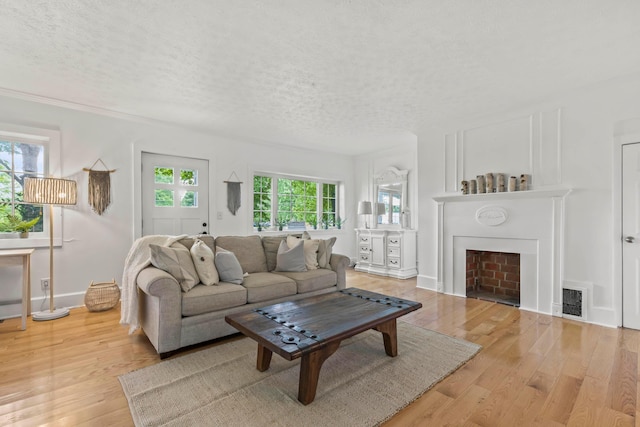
[287,235,319,270]
[181,283,247,316]
[273,269,337,294]
[215,248,244,285]
[215,235,268,273]
[178,235,215,252]
[149,243,200,292]
[241,272,297,303]
[275,239,307,272]
[190,238,219,285]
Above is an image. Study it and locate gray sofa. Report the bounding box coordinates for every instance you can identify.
[136,234,349,357]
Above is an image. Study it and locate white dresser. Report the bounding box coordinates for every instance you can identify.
[354,229,417,279]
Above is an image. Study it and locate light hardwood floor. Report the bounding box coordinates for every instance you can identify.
[0,269,636,426]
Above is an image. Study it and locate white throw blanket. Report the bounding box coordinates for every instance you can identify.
[120,234,186,334]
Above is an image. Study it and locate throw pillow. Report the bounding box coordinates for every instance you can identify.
[301,231,336,269]
[275,239,307,272]
[149,244,200,292]
[262,236,286,271]
[190,238,219,285]
[287,235,319,270]
[214,247,244,285]
[317,237,337,269]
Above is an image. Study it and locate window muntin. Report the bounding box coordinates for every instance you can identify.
[277,178,317,226]
[0,140,45,233]
[153,166,199,208]
[0,124,59,249]
[253,176,272,229]
[322,183,337,228]
[253,174,338,230]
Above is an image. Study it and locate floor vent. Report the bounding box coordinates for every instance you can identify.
[562,287,587,321]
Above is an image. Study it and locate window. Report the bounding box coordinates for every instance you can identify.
[0,140,46,234]
[0,123,59,249]
[253,173,339,230]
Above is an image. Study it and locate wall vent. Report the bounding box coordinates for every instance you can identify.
[562,286,587,321]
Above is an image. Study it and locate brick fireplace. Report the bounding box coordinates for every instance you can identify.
[433,189,570,316]
[466,250,521,306]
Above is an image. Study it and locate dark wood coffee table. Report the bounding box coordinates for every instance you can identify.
[225,287,422,404]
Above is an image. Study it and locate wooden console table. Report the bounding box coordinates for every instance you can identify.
[0,248,34,330]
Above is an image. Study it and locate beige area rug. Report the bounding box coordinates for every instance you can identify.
[119,321,481,427]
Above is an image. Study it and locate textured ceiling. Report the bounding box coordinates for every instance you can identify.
[0,1,639,155]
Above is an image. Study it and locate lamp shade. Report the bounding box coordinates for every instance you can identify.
[357,201,372,215]
[376,202,386,215]
[23,177,77,206]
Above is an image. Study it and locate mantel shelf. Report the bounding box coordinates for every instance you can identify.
[433,187,572,203]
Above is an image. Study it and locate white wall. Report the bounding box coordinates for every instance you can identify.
[5,71,638,327]
[0,96,356,319]
[417,72,640,327]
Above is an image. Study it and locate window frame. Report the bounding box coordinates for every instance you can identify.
[253,172,340,231]
[0,122,62,249]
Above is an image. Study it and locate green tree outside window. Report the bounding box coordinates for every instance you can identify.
[253,174,338,231]
[0,141,45,232]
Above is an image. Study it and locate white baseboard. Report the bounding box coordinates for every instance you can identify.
[0,291,88,321]
[587,306,616,328]
[417,275,438,291]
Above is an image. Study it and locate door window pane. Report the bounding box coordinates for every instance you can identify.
[180,169,197,186]
[155,167,174,184]
[180,191,198,207]
[155,189,174,206]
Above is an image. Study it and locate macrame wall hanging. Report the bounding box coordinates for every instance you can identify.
[83,159,116,215]
[224,171,242,216]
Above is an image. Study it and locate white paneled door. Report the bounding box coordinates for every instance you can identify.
[141,152,209,236]
[622,143,640,329]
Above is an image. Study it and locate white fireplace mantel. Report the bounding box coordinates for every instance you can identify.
[433,187,571,317]
[433,188,571,203]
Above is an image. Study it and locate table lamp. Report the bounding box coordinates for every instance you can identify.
[23,177,77,321]
[357,201,372,229]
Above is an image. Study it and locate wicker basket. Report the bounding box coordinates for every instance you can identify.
[84,279,120,312]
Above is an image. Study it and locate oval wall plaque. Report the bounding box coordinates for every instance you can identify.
[476,206,508,226]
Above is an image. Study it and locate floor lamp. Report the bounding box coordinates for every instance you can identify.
[23,177,77,321]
